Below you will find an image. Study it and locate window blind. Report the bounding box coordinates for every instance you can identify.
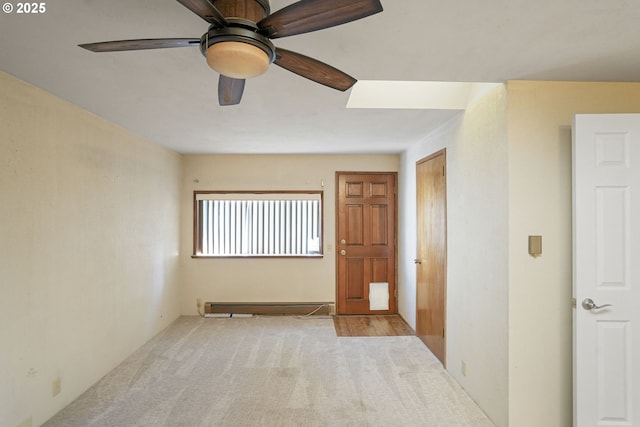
[194,192,322,257]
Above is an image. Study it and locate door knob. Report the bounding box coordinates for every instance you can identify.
[414,259,422,264]
[581,298,612,311]
[340,250,346,256]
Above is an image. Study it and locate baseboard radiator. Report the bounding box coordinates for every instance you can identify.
[204,302,334,316]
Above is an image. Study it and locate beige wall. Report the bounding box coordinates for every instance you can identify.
[507,81,640,427]
[0,72,183,427]
[401,81,640,427]
[180,154,399,314]
[399,85,510,427]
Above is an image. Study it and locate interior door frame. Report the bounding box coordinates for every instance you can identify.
[335,171,398,315]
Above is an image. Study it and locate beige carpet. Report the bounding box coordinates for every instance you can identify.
[44,316,494,427]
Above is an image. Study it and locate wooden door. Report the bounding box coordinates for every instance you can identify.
[336,172,397,315]
[573,114,640,426]
[416,150,447,365]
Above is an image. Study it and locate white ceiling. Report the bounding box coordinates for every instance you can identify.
[1,0,640,154]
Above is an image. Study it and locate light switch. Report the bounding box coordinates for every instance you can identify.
[528,235,542,257]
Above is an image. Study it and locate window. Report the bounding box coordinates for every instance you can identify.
[193,191,323,257]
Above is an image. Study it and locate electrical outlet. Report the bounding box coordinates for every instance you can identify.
[461,361,467,377]
[52,377,61,397]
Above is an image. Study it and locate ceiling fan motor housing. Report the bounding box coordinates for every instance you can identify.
[212,0,270,21]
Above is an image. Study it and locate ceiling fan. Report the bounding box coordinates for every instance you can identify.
[79,0,383,106]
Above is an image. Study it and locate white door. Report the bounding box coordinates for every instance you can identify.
[573,114,640,427]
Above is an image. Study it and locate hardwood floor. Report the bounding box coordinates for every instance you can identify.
[333,315,415,337]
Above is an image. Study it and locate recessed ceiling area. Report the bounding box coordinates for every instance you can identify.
[1,0,639,154]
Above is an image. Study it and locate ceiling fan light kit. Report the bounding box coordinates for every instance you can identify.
[206,41,271,78]
[202,19,276,79]
[78,0,384,105]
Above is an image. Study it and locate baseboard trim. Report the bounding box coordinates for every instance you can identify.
[204,302,334,316]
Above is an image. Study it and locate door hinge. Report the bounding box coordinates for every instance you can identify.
[395,287,398,298]
[571,297,576,309]
[442,328,445,338]
[443,166,445,176]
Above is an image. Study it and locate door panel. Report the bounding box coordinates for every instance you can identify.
[346,205,364,244]
[371,258,388,281]
[573,114,640,427]
[416,151,447,365]
[371,205,388,245]
[337,172,397,314]
[346,258,365,300]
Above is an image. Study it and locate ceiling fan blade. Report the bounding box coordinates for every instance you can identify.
[274,48,356,91]
[218,75,246,106]
[258,0,382,39]
[79,38,201,52]
[176,0,228,26]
